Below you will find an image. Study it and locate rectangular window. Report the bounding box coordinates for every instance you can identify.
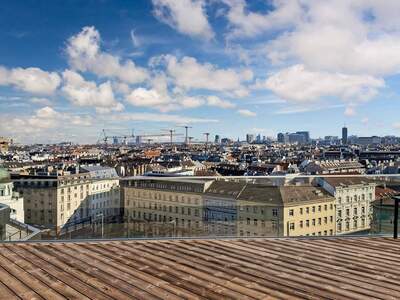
[289,209,294,216]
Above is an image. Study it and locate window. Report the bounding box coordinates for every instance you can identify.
[300,208,303,215]
[299,221,303,228]
[289,209,294,216]
[338,210,342,217]
[306,207,309,214]
[312,206,315,213]
[289,223,295,230]
[272,208,278,217]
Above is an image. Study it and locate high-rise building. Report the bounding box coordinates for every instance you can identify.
[256,134,261,143]
[277,133,286,143]
[296,131,310,143]
[246,134,254,143]
[342,126,348,145]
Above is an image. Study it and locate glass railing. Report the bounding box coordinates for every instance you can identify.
[2,175,399,241]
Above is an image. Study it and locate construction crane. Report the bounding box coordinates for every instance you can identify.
[99,129,134,145]
[178,125,192,145]
[99,129,182,146]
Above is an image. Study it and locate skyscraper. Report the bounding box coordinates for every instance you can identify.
[246,134,254,143]
[342,126,348,145]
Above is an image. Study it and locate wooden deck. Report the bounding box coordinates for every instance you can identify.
[0,237,399,299]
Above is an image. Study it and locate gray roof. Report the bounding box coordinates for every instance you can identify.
[80,165,118,179]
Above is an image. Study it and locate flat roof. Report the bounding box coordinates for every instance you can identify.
[0,237,398,299]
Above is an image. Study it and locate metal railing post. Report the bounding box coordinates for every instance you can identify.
[394,197,399,239]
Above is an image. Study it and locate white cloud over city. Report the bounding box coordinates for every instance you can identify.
[3,0,400,142]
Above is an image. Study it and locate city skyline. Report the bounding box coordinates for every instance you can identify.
[2,1,400,143]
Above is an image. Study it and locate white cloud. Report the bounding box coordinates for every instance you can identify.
[260,64,384,103]
[67,26,148,84]
[274,103,345,115]
[0,66,60,95]
[344,105,356,117]
[160,55,252,96]
[114,112,218,124]
[237,109,256,117]
[263,1,400,77]
[206,95,236,108]
[126,87,169,107]
[0,106,93,142]
[62,69,124,113]
[130,29,141,48]
[179,96,204,108]
[361,117,369,125]
[30,97,52,106]
[152,0,214,40]
[223,0,303,39]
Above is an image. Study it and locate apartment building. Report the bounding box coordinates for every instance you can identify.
[237,185,336,237]
[81,166,121,222]
[122,178,213,237]
[318,177,375,234]
[12,173,91,234]
[203,180,246,236]
[0,167,24,222]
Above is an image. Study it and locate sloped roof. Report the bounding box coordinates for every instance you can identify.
[0,237,398,299]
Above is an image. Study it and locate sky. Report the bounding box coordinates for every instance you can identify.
[1,0,400,144]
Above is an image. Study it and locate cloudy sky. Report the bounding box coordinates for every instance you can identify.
[1,0,400,144]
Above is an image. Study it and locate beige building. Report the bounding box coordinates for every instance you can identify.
[0,137,11,153]
[13,173,91,234]
[281,186,336,237]
[237,185,336,237]
[122,178,336,238]
[123,178,213,237]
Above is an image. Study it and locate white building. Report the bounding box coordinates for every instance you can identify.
[81,166,121,221]
[0,167,24,223]
[318,177,375,235]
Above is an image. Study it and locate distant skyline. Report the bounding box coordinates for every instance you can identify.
[1,0,400,144]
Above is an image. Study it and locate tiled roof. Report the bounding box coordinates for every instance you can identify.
[321,176,375,187]
[0,237,399,299]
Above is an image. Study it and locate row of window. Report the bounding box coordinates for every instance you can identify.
[126,204,200,216]
[337,194,372,203]
[338,219,367,231]
[289,216,334,230]
[130,191,200,205]
[288,204,334,216]
[337,207,366,217]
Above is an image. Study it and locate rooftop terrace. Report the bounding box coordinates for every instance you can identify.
[0,237,398,299]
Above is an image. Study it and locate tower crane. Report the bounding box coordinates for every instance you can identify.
[178,125,192,145]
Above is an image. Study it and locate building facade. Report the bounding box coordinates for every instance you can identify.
[0,167,24,222]
[122,178,213,237]
[318,177,375,234]
[13,173,91,234]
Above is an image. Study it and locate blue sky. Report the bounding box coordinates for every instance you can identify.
[1,0,400,144]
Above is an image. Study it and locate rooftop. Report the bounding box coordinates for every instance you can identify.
[0,237,399,299]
